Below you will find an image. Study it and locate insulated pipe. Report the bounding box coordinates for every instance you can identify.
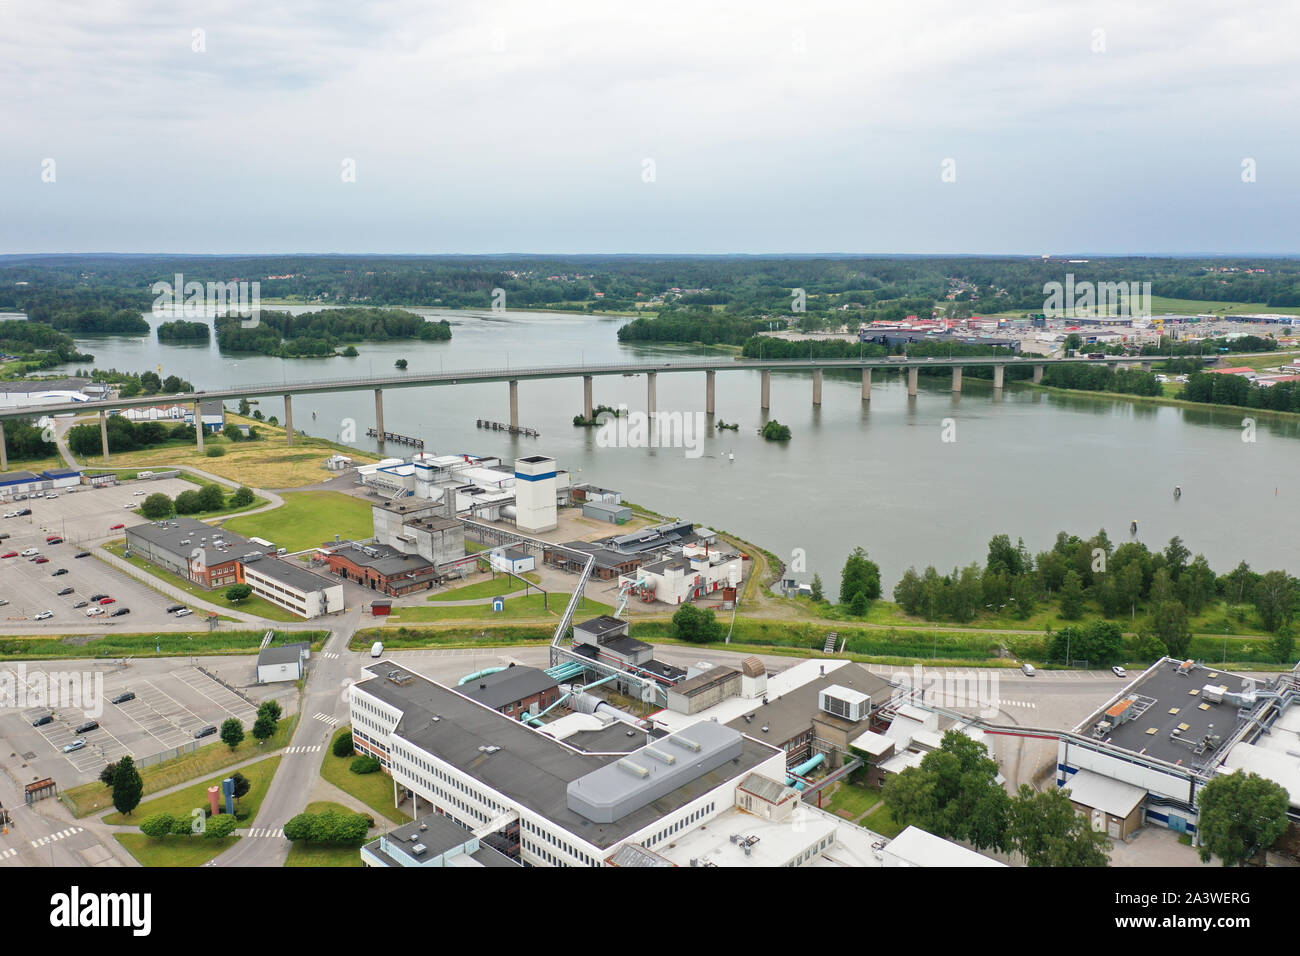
[458,666,508,686]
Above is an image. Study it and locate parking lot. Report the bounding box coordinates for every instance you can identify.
[0,477,198,629]
[0,656,297,784]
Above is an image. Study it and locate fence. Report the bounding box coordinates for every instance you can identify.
[195,664,257,706]
[135,740,201,769]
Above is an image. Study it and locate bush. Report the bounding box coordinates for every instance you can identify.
[139,813,176,839]
[205,446,226,458]
[140,492,174,519]
[333,730,355,758]
[230,486,255,508]
[350,755,381,775]
[205,815,239,839]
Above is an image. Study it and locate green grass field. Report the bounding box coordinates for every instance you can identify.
[0,629,322,661]
[104,755,282,825]
[65,716,299,817]
[389,593,612,623]
[320,728,411,825]
[350,625,552,650]
[223,490,375,552]
[860,802,905,838]
[114,832,239,867]
[823,783,881,820]
[103,540,301,621]
[428,571,543,602]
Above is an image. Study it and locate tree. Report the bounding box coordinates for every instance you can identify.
[257,700,283,723]
[883,732,1010,852]
[986,534,1024,577]
[230,772,251,802]
[761,420,791,441]
[252,715,276,742]
[1116,562,1144,620]
[1179,555,1216,615]
[1152,600,1192,658]
[220,718,244,750]
[1163,536,1190,580]
[1009,785,1110,866]
[174,489,203,514]
[1269,625,1295,665]
[230,486,255,508]
[1059,570,1084,620]
[671,603,723,643]
[1131,631,1168,662]
[140,371,162,393]
[839,547,882,606]
[333,730,355,758]
[893,568,925,616]
[237,398,251,416]
[351,755,381,774]
[112,755,144,816]
[395,359,408,370]
[1011,575,1037,620]
[849,591,869,616]
[1196,771,1290,866]
[205,815,239,839]
[99,761,119,788]
[225,583,253,604]
[1036,550,1068,593]
[1254,571,1296,632]
[139,813,176,839]
[139,492,173,519]
[1223,560,1257,606]
[1149,567,1176,608]
[196,483,226,511]
[809,573,824,603]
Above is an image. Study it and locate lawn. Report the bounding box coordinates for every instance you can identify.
[223,490,375,552]
[114,833,239,867]
[350,625,552,651]
[104,754,282,825]
[64,716,299,817]
[320,728,411,824]
[428,571,543,602]
[859,802,905,839]
[77,415,382,489]
[0,629,324,661]
[822,783,881,820]
[389,593,611,623]
[104,541,301,622]
[284,800,369,867]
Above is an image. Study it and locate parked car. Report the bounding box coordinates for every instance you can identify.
[56,586,74,596]
[62,739,86,753]
[73,600,88,608]
[33,610,53,620]
[174,608,193,618]
[31,714,53,727]
[0,552,16,559]
[109,523,126,531]
[20,548,38,557]
[122,503,136,510]
[133,490,147,496]
[194,725,218,739]
[98,597,116,605]
[33,557,49,564]
[110,607,131,617]
[89,593,108,601]
[1021,663,1036,677]
[110,691,135,704]
[2,512,16,519]
[16,508,31,516]
[74,721,99,734]
[0,599,8,606]
[165,604,186,613]
[1112,666,1128,678]
[0,532,9,540]
[44,493,59,500]
[85,606,105,617]
[74,551,91,558]
[52,568,68,576]
[45,535,63,544]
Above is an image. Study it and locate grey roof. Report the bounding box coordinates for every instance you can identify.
[0,378,89,394]
[605,843,675,867]
[501,547,530,561]
[574,615,627,638]
[738,772,797,805]
[1077,659,1254,769]
[330,542,436,577]
[362,813,519,868]
[257,643,307,667]
[582,501,630,515]
[0,470,40,483]
[126,517,266,566]
[669,666,740,699]
[556,542,643,571]
[354,663,779,849]
[245,556,338,594]
[726,663,894,743]
[42,468,80,477]
[640,556,692,575]
[461,666,560,711]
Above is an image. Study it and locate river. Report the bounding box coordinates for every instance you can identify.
[35,307,1300,589]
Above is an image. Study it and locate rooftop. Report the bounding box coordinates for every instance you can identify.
[257,642,309,667]
[881,826,1005,868]
[127,517,267,566]
[361,813,518,868]
[460,666,560,711]
[726,663,894,742]
[244,557,339,594]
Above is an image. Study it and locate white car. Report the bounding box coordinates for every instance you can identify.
[173,608,194,618]
[85,606,106,617]
[20,548,39,557]
[123,503,137,509]
[2,512,16,519]
[44,494,58,500]
[1112,666,1128,678]
[33,610,54,620]
[133,491,147,496]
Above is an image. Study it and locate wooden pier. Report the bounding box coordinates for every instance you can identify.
[476,419,539,437]
[366,428,424,448]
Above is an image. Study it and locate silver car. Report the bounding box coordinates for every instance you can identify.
[62,738,86,753]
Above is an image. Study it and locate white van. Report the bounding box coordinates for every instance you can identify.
[370,642,384,658]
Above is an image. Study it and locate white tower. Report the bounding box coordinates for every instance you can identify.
[513,455,557,532]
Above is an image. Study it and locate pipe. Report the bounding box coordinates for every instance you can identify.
[568,691,643,727]
[786,752,825,790]
[458,666,508,686]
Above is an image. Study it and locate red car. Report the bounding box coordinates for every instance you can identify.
[109,523,125,531]
[33,557,50,564]
[46,535,63,544]
[98,597,116,605]
[1,551,16,559]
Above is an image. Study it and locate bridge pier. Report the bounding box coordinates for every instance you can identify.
[283,394,294,446]
[812,369,823,406]
[194,400,205,452]
[374,388,386,449]
[583,375,593,419]
[861,368,871,402]
[1032,365,1044,384]
[907,367,918,397]
[760,370,771,410]
[0,420,7,471]
[647,372,657,418]
[509,380,519,430]
[993,365,1005,390]
[705,370,715,416]
[951,367,962,393]
[99,409,110,461]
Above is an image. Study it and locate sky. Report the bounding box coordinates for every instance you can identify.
[2,0,1298,256]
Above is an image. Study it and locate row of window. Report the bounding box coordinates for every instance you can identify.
[786,835,834,867]
[643,802,716,848]
[520,818,599,867]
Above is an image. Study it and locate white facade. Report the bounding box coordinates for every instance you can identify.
[242,562,345,619]
[513,456,557,533]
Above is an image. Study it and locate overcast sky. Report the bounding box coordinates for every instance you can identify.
[3,0,1298,256]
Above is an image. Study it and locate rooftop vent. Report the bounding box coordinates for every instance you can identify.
[411,844,426,856]
[478,745,501,755]
[668,734,701,753]
[644,747,676,766]
[617,758,650,778]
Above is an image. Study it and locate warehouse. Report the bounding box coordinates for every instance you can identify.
[581,501,632,524]
[256,642,310,684]
[126,517,271,588]
[489,547,535,575]
[242,557,345,619]
[322,540,440,596]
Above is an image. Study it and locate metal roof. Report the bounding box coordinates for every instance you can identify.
[461,666,560,711]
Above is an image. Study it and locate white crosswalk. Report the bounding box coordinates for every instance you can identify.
[0,847,17,860]
[31,827,83,848]
[313,713,340,727]
[284,745,322,754]
[321,652,340,660]
[996,699,1039,709]
[248,827,284,839]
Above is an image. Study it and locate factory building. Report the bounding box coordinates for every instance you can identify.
[126,517,273,589]
[459,665,562,719]
[362,813,519,868]
[320,541,440,596]
[513,455,558,533]
[241,557,344,619]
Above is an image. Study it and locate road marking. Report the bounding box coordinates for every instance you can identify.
[0,848,17,859]
[321,652,340,660]
[248,827,284,838]
[285,745,322,754]
[30,827,83,848]
[313,713,340,727]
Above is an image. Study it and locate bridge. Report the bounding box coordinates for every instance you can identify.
[0,354,1170,469]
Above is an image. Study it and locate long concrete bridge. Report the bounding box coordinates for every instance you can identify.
[0,354,1169,468]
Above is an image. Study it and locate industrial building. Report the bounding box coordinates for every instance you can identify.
[241,557,344,619]
[581,500,632,524]
[1053,658,1300,839]
[0,467,84,500]
[256,642,310,684]
[361,812,519,868]
[126,517,272,589]
[459,665,562,719]
[0,378,95,409]
[319,541,440,596]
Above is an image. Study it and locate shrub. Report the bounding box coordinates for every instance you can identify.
[205,815,239,839]
[350,755,381,775]
[139,813,176,839]
[205,446,226,458]
[333,730,355,758]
